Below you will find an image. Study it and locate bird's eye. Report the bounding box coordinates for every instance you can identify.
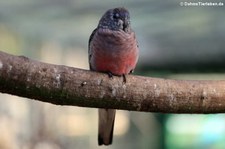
[113,13,120,19]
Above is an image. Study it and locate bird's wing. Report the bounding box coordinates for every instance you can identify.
[88,28,97,70]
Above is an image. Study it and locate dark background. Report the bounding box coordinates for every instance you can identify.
[0,0,225,149]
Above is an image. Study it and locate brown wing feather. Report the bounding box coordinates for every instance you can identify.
[88,28,97,70]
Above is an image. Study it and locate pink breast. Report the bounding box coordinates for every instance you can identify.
[92,49,138,75]
[90,29,139,76]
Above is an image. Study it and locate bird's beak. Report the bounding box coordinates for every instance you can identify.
[122,18,130,32]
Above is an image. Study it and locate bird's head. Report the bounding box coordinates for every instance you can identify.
[98,7,131,32]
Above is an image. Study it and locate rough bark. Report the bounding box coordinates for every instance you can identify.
[0,51,225,113]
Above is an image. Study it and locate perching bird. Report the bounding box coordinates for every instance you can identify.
[88,7,139,145]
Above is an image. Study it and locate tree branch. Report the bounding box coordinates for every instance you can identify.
[0,51,225,113]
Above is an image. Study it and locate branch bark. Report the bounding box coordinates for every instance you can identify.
[0,51,225,113]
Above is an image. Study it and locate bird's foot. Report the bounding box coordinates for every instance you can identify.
[122,74,126,83]
[107,72,113,79]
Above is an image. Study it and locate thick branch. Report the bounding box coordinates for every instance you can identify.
[0,51,225,113]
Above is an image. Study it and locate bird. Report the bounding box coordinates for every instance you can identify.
[88,7,139,145]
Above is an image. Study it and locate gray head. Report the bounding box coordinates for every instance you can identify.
[98,7,131,32]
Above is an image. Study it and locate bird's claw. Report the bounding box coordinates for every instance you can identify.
[122,74,126,83]
[107,72,113,79]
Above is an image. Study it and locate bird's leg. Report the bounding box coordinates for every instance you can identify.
[122,74,126,83]
[107,72,113,79]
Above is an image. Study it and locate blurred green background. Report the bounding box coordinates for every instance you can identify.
[0,0,225,149]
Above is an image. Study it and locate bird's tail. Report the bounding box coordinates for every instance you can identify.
[98,109,116,145]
